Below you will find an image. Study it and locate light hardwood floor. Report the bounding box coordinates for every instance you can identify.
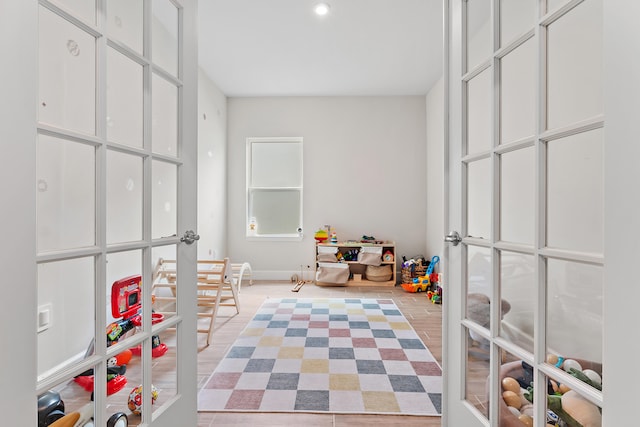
[196,281,443,427]
[53,281,442,426]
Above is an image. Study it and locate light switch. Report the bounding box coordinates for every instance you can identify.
[38,303,52,333]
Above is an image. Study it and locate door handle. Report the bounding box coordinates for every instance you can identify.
[444,230,462,246]
[180,230,200,245]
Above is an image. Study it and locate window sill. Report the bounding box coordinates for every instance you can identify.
[246,234,303,242]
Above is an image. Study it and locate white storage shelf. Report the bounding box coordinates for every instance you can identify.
[315,241,396,287]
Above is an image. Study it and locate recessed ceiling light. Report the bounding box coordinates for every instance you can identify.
[314,2,331,16]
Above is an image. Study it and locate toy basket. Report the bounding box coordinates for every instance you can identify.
[401,263,426,283]
[365,265,392,282]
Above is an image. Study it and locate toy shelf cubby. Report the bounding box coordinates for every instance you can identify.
[315,241,396,287]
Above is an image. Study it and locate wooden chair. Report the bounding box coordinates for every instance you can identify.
[196,258,240,345]
[230,262,253,292]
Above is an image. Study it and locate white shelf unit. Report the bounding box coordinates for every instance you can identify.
[315,241,396,287]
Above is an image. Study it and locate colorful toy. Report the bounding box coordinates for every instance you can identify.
[127,384,159,415]
[401,255,440,293]
[314,228,328,242]
[110,275,168,358]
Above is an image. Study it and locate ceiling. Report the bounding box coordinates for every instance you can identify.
[197,0,444,97]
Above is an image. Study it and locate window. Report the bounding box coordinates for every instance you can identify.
[246,137,303,239]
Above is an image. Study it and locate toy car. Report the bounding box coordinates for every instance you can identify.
[401,281,430,293]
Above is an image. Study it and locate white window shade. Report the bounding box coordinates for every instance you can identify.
[251,141,302,187]
[247,137,303,239]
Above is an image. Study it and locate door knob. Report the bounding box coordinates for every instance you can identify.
[444,230,462,246]
[180,230,200,245]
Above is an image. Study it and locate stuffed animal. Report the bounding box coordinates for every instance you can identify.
[467,293,511,356]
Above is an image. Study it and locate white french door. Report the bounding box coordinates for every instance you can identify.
[2,0,198,425]
[443,0,613,426]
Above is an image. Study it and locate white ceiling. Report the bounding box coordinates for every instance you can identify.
[197,0,444,97]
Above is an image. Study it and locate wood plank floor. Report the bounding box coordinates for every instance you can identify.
[196,281,443,427]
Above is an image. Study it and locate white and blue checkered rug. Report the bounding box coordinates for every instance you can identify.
[198,298,442,416]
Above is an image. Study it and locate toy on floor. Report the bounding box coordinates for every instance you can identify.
[127,384,159,415]
[401,255,440,293]
[427,286,442,304]
[48,403,128,427]
[38,391,65,427]
[38,390,128,427]
[110,275,168,358]
[292,264,313,292]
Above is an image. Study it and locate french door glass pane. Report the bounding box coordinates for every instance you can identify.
[251,141,303,187]
[152,0,179,76]
[152,245,177,321]
[249,189,301,235]
[467,159,491,239]
[37,134,95,253]
[106,250,142,330]
[547,0,603,130]
[107,0,144,54]
[465,325,490,420]
[152,329,177,415]
[547,129,603,253]
[498,348,534,426]
[547,0,570,14]
[500,0,536,47]
[500,39,536,144]
[107,150,143,244]
[152,74,178,157]
[500,251,535,353]
[544,370,603,423]
[546,259,603,371]
[50,0,95,25]
[466,0,491,72]
[500,147,534,245]
[37,257,94,379]
[467,245,492,320]
[39,6,96,135]
[152,160,178,239]
[107,47,144,148]
[58,374,96,419]
[467,69,492,155]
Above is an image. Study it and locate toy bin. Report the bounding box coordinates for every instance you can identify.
[401,263,426,283]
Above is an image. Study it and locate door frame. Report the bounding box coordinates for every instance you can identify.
[0,0,39,424]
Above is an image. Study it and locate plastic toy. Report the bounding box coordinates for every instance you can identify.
[38,391,65,427]
[109,275,168,358]
[50,403,128,427]
[38,391,128,427]
[314,228,328,242]
[401,255,440,293]
[127,384,159,415]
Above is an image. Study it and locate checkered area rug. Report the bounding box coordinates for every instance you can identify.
[198,298,442,416]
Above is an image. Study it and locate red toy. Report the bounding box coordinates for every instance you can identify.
[110,275,168,358]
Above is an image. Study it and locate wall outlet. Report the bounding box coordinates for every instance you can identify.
[37,303,52,333]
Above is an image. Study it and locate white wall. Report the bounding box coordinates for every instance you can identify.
[227,96,428,279]
[425,77,445,261]
[197,70,228,261]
